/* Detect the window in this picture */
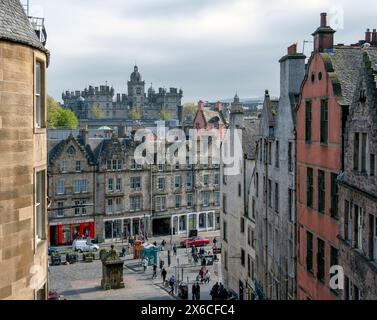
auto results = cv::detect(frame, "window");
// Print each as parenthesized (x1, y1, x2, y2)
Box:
(175, 162, 180, 170)
(353, 133, 359, 170)
(57, 202, 64, 217)
(57, 180, 65, 195)
(330, 173, 338, 218)
(186, 173, 193, 187)
(107, 160, 112, 171)
(344, 200, 350, 241)
(74, 201, 80, 216)
(318, 170, 326, 214)
(361, 133, 367, 173)
(81, 179, 88, 193)
(288, 188, 294, 222)
(112, 160, 117, 171)
(252, 199, 256, 220)
(306, 231, 313, 273)
(158, 164, 165, 171)
(223, 220, 227, 242)
(224, 250, 228, 270)
(268, 179, 272, 208)
(248, 226, 255, 249)
(202, 192, 210, 207)
(275, 183, 279, 213)
(117, 159, 123, 170)
(115, 198, 122, 212)
(130, 196, 142, 212)
(268, 142, 272, 165)
(174, 176, 181, 188)
(259, 139, 263, 162)
(370, 215, 377, 262)
(203, 175, 209, 187)
(81, 201, 87, 215)
(116, 178, 122, 191)
(187, 193, 193, 207)
(214, 174, 220, 185)
(155, 196, 166, 211)
(130, 176, 142, 191)
(157, 177, 165, 190)
(73, 180, 80, 194)
(107, 199, 113, 213)
(214, 192, 220, 207)
(240, 217, 245, 233)
(275, 141, 279, 168)
(320, 99, 328, 144)
(354, 205, 363, 250)
(238, 183, 242, 197)
(35, 61, 44, 128)
(370, 154, 375, 176)
(317, 238, 325, 283)
(108, 178, 114, 192)
(268, 223, 273, 256)
(241, 249, 245, 267)
(35, 171, 44, 240)
(330, 246, 338, 271)
(175, 195, 181, 209)
(305, 101, 312, 143)
(222, 194, 227, 214)
(255, 173, 259, 198)
(274, 229, 280, 262)
(75, 161, 82, 172)
(288, 142, 293, 172)
(61, 161, 68, 173)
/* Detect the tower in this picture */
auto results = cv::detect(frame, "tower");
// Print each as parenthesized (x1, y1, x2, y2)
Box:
(127, 65, 146, 107)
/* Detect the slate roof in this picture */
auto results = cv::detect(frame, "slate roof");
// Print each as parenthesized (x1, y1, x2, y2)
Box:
(242, 118, 260, 160)
(0, 0, 49, 54)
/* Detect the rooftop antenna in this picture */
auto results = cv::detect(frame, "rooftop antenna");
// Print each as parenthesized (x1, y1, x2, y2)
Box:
(302, 40, 313, 54)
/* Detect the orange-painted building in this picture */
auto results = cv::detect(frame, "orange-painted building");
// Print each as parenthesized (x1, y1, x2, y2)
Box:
(296, 13, 364, 300)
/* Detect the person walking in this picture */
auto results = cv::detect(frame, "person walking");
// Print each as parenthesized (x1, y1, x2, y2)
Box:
(210, 283, 219, 300)
(168, 275, 175, 295)
(152, 264, 157, 279)
(159, 259, 164, 271)
(161, 268, 167, 283)
(205, 270, 211, 284)
(192, 283, 197, 300)
(213, 237, 217, 249)
(142, 258, 148, 273)
(161, 240, 166, 251)
(173, 244, 177, 256)
(194, 282, 201, 300)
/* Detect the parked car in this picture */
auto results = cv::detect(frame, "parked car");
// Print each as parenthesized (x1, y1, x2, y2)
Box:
(48, 247, 59, 255)
(180, 236, 210, 248)
(72, 239, 99, 252)
(48, 291, 66, 300)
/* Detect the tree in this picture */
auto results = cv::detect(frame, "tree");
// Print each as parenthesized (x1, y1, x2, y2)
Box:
(47, 95, 78, 129)
(183, 102, 197, 118)
(129, 106, 142, 120)
(160, 108, 171, 121)
(91, 104, 102, 119)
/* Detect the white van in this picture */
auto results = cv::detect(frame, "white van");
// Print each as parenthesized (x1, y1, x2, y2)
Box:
(72, 239, 99, 252)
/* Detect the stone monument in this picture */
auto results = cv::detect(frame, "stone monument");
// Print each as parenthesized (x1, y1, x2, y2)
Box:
(101, 245, 125, 290)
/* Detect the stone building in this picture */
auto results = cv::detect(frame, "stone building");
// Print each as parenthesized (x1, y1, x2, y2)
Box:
(62, 65, 183, 121)
(220, 99, 260, 300)
(250, 44, 305, 300)
(47, 128, 221, 244)
(337, 48, 377, 300)
(0, 0, 49, 299)
(295, 13, 377, 300)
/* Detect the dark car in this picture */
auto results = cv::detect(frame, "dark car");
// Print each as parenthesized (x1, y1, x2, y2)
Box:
(180, 236, 210, 248)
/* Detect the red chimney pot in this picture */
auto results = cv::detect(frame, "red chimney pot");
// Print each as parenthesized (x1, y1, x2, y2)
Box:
(365, 28, 371, 43)
(320, 13, 327, 27)
(372, 29, 377, 45)
(287, 43, 297, 55)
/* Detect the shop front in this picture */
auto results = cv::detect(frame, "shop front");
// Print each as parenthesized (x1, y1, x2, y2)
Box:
(49, 220, 95, 246)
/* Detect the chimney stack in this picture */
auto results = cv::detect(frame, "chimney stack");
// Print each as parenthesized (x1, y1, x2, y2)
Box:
(198, 100, 205, 111)
(320, 12, 327, 27)
(372, 29, 377, 45)
(79, 125, 89, 146)
(287, 43, 297, 55)
(215, 101, 223, 111)
(366, 28, 372, 43)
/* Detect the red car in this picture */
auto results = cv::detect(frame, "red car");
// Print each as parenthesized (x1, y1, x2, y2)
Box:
(180, 236, 210, 248)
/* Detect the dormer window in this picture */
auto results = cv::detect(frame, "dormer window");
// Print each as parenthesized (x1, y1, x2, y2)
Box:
(359, 89, 366, 103)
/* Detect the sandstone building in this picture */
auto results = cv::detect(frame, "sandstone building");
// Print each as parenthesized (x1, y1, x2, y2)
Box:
(0, 0, 49, 299)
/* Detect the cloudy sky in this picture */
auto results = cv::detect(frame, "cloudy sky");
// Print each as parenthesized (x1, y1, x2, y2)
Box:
(29, 0, 377, 103)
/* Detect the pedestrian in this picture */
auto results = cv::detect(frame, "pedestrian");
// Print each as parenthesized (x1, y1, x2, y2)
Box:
(195, 282, 201, 300)
(191, 245, 195, 254)
(152, 264, 157, 279)
(199, 267, 205, 282)
(201, 257, 207, 267)
(153, 241, 157, 247)
(210, 283, 219, 300)
(213, 237, 217, 249)
(173, 244, 177, 256)
(161, 268, 167, 283)
(168, 275, 175, 295)
(205, 270, 211, 283)
(159, 259, 164, 270)
(142, 258, 148, 272)
(192, 283, 197, 300)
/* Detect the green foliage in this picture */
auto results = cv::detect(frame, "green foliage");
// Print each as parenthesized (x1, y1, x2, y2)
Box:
(183, 102, 197, 117)
(91, 104, 102, 119)
(160, 108, 171, 121)
(130, 106, 142, 119)
(47, 96, 78, 129)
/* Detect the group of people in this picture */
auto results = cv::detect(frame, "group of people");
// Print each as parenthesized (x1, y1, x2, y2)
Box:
(210, 282, 229, 300)
(197, 267, 211, 283)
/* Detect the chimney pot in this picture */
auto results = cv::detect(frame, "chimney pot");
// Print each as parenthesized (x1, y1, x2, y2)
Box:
(366, 28, 372, 43)
(320, 13, 327, 27)
(198, 100, 205, 111)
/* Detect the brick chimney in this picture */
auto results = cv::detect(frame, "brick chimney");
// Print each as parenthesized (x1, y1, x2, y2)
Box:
(365, 28, 372, 43)
(372, 29, 377, 45)
(312, 12, 336, 52)
(198, 100, 205, 111)
(287, 43, 297, 55)
(79, 125, 89, 146)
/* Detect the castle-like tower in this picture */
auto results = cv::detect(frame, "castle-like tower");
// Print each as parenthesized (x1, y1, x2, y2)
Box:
(127, 65, 147, 107)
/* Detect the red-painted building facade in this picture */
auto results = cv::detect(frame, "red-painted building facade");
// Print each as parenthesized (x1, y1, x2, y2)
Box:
(296, 13, 363, 299)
